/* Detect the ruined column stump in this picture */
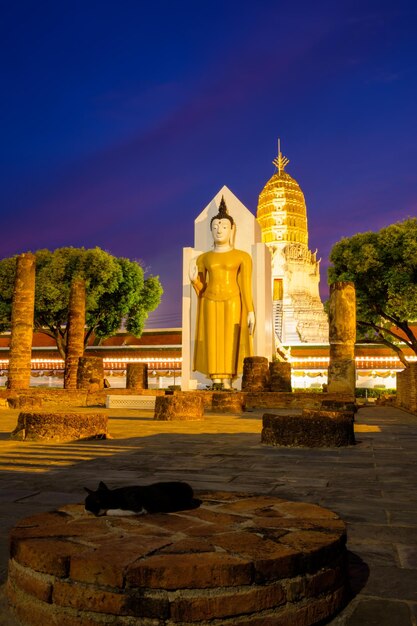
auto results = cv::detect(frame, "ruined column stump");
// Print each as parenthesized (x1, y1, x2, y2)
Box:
(10, 411, 108, 442)
(269, 361, 292, 392)
(241, 356, 270, 392)
(7, 492, 349, 626)
(262, 409, 355, 448)
(77, 356, 104, 391)
(211, 392, 245, 413)
(64, 279, 86, 390)
(327, 282, 356, 395)
(126, 362, 148, 390)
(154, 394, 204, 421)
(7, 253, 36, 390)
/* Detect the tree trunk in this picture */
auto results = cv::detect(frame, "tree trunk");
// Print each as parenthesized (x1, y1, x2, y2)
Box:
(7, 253, 36, 390)
(64, 278, 86, 389)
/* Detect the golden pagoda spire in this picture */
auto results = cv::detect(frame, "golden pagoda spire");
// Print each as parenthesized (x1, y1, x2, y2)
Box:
(272, 138, 289, 174)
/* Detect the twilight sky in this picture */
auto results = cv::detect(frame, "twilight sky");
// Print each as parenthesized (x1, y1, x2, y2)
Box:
(1, 0, 417, 328)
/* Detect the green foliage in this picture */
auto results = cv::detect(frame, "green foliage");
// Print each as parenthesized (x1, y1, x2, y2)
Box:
(291, 387, 324, 393)
(328, 218, 417, 365)
(0, 256, 17, 332)
(0, 247, 163, 358)
(355, 388, 396, 398)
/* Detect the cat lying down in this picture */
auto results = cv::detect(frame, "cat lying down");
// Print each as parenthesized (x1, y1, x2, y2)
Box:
(84, 481, 201, 516)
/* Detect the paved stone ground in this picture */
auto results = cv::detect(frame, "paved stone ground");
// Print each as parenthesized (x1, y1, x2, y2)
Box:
(0, 403, 416, 625)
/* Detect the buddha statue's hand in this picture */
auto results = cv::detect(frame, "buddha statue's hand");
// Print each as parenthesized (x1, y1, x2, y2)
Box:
(247, 311, 255, 335)
(189, 259, 198, 283)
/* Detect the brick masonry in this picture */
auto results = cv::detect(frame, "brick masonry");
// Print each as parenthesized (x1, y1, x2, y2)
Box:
(7, 492, 349, 625)
(262, 410, 355, 448)
(64, 278, 86, 390)
(126, 362, 149, 390)
(396, 363, 417, 414)
(0, 387, 354, 412)
(10, 411, 108, 442)
(242, 357, 270, 392)
(154, 393, 204, 421)
(7, 253, 36, 391)
(77, 356, 104, 391)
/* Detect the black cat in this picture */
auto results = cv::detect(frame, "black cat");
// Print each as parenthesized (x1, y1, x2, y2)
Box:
(84, 481, 201, 516)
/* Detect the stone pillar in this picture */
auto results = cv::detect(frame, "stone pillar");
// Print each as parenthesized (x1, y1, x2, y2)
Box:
(77, 356, 104, 391)
(154, 394, 204, 421)
(64, 278, 86, 389)
(126, 363, 148, 390)
(327, 281, 356, 394)
(7, 253, 36, 390)
(242, 357, 270, 391)
(269, 361, 292, 392)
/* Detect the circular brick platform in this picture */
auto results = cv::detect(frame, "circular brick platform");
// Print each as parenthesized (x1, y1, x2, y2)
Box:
(7, 492, 349, 625)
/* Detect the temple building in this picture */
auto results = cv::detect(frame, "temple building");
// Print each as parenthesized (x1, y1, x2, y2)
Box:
(257, 144, 328, 345)
(0, 144, 407, 391)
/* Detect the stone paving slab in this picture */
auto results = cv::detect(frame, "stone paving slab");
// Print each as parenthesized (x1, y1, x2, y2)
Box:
(0, 404, 416, 624)
(332, 598, 414, 626)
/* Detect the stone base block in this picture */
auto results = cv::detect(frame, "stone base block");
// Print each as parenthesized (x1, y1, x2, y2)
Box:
(7, 395, 43, 410)
(269, 361, 292, 392)
(7, 492, 349, 626)
(77, 356, 104, 391)
(321, 399, 358, 414)
(11, 411, 108, 442)
(154, 395, 204, 421)
(211, 392, 245, 413)
(327, 359, 356, 394)
(262, 409, 355, 448)
(126, 363, 148, 390)
(242, 356, 270, 392)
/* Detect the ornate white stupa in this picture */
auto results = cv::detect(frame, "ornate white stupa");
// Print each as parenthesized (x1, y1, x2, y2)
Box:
(256, 142, 328, 345)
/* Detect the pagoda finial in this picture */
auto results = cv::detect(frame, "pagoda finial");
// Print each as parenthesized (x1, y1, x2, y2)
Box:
(272, 138, 290, 174)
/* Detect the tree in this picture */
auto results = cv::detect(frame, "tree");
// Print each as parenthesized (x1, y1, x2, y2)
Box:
(328, 218, 417, 366)
(0, 247, 163, 359)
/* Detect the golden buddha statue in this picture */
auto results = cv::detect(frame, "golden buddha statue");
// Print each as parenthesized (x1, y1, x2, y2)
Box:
(190, 197, 255, 389)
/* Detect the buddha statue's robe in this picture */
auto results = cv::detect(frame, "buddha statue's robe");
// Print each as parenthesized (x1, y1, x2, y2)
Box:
(192, 248, 254, 380)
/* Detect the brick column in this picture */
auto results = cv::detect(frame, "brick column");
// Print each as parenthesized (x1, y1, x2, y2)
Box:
(396, 364, 417, 413)
(77, 356, 104, 391)
(126, 363, 148, 390)
(269, 361, 292, 392)
(327, 281, 356, 394)
(7, 253, 36, 390)
(242, 357, 270, 391)
(64, 278, 86, 389)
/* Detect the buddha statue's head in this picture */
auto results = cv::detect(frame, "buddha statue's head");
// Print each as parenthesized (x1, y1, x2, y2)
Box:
(210, 197, 235, 247)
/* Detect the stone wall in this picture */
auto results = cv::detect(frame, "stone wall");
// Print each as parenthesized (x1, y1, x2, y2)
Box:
(244, 392, 354, 410)
(0, 388, 355, 410)
(396, 364, 417, 413)
(0, 388, 165, 408)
